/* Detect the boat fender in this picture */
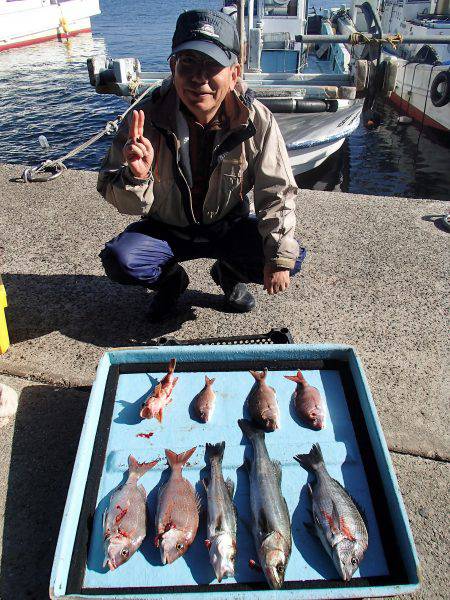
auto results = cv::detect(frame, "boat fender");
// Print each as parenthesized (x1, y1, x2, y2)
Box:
(355, 60, 369, 92)
(338, 86, 356, 100)
(59, 16, 70, 35)
(381, 57, 398, 96)
(430, 71, 450, 108)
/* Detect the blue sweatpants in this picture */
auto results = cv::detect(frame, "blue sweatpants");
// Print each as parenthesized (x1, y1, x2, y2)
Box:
(100, 215, 306, 288)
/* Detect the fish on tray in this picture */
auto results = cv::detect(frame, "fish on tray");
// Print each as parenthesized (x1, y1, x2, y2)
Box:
(193, 376, 216, 422)
(103, 455, 159, 571)
(155, 447, 200, 565)
(247, 368, 280, 431)
(238, 419, 291, 589)
(140, 358, 178, 422)
(204, 442, 237, 582)
(284, 370, 325, 430)
(294, 444, 368, 581)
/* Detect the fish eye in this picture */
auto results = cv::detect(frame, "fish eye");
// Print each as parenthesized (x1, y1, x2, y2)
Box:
(121, 548, 129, 557)
(176, 543, 184, 551)
(276, 564, 285, 574)
(229, 552, 236, 562)
(351, 557, 359, 566)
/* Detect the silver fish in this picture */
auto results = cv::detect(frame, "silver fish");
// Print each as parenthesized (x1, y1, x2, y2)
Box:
(247, 369, 280, 431)
(103, 455, 158, 570)
(238, 419, 291, 589)
(294, 444, 369, 581)
(204, 442, 237, 582)
(193, 376, 216, 422)
(155, 447, 200, 565)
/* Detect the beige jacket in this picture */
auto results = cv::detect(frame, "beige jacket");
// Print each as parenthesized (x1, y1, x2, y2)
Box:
(97, 78, 299, 269)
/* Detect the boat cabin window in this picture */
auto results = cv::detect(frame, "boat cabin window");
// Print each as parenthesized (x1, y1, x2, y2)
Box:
(233, 0, 298, 17)
(263, 0, 298, 17)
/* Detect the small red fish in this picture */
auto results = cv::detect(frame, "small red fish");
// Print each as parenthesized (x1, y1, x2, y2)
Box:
(193, 376, 216, 422)
(284, 370, 325, 430)
(140, 359, 178, 422)
(136, 432, 154, 439)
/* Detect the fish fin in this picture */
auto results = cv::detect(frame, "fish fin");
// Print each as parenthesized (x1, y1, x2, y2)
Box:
(205, 375, 215, 386)
(331, 501, 341, 531)
(284, 370, 305, 384)
(258, 509, 272, 537)
(202, 477, 209, 491)
(249, 367, 268, 381)
(238, 418, 265, 440)
(205, 441, 225, 463)
(102, 508, 108, 532)
(293, 443, 324, 472)
(225, 477, 235, 499)
(307, 483, 314, 498)
(195, 491, 203, 513)
(155, 408, 164, 423)
(272, 459, 282, 484)
(304, 521, 317, 536)
(214, 514, 223, 535)
(172, 376, 179, 388)
(165, 446, 196, 469)
(128, 454, 159, 479)
(153, 383, 163, 396)
(168, 358, 176, 373)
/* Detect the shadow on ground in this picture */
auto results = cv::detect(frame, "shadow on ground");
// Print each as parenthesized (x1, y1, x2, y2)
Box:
(0, 384, 90, 599)
(2, 273, 224, 347)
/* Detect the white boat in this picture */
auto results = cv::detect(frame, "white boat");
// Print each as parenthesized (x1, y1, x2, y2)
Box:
(87, 0, 365, 175)
(337, 0, 450, 132)
(0, 0, 101, 52)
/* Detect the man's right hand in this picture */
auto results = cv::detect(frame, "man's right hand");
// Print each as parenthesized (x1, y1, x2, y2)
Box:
(123, 109, 154, 179)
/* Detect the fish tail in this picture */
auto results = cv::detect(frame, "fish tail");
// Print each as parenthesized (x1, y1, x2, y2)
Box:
(249, 368, 267, 381)
(206, 441, 225, 463)
(293, 443, 324, 472)
(128, 454, 159, 479)
(165, 447, 196, 470)
(168, 358, 176, 373)
(238, 418, 265, 440)
(205, 375, 215, 386)
(284, 370, 305, 384)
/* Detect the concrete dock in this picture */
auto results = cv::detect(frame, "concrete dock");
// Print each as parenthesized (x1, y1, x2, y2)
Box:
(0, 163, 448, 599)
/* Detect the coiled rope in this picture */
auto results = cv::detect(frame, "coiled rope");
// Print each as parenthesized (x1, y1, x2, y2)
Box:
(22, 79, 159, 183)
(349, 32, 403, 49)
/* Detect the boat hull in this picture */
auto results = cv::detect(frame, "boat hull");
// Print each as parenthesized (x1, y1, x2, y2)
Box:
(0, 0, 100, 52)
(388, 58, 450, 133)
(275, 100, 363, 174)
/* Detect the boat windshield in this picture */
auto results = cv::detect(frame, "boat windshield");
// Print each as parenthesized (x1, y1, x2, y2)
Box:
(263, 0, 298, 16)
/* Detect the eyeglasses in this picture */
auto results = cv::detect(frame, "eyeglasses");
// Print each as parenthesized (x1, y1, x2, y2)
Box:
(175, 54, 224, 76)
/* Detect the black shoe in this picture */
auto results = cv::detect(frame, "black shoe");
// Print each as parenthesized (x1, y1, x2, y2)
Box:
(147, 263, 189, 322)
(211, 261, 255, 313)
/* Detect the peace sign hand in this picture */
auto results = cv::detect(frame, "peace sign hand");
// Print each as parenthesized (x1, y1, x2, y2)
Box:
(123, 109, 154, 179)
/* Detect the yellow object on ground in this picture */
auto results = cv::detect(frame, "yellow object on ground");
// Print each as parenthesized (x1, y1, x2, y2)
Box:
(0, 282, 10, 354)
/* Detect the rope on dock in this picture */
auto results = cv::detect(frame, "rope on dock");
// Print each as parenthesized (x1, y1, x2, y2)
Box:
(22, 79, 158, 183)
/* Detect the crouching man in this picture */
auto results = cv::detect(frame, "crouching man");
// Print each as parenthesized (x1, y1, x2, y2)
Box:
(97, 8, 305, 321)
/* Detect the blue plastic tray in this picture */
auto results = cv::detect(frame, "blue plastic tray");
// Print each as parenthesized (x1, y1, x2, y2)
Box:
(50, 344, 420, 599)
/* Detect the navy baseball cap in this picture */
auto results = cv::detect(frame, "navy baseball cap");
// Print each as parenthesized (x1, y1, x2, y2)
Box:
(171, 9, 240, 67)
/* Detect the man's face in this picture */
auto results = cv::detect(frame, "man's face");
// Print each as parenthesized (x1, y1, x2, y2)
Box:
(172, 50, 240, 123)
